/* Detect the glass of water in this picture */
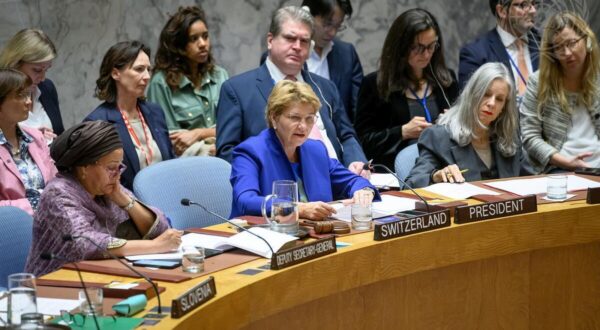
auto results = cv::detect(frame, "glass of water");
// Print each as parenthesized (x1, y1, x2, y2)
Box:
(546, 175, 568, 200)
(7, 273, 37, 325)
(79, 287, 103, 316)
(351, 203, 373, 230)
(182, 245, 205, 273)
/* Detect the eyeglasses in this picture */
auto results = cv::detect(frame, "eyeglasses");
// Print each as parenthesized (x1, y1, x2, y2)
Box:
(97, 162, 127, 178)
(283, 113, 318, 126)
(410, 40, 439, 55)
(322, 19, 347, 32)
(552, 36, 585, 56)
(60, 310, 116, 327)
(510, 0, 538, 11)
(15, 90, 32, 101)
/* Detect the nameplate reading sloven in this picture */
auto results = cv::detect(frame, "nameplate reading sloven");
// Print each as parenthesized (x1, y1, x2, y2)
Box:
(454, 194, 537, 224)
(374, 209, 451, 241)
(171, 276, 216, 318)
(271, 236, 337, 270)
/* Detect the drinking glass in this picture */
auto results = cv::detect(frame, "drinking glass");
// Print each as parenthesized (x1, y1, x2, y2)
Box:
(181, 245, 205, 273)
(78, 287, 103, 316)
(7, 273, 37, 325)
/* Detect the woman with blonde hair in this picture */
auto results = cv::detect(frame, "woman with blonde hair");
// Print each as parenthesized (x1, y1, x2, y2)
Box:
(230, 80, 378, 220)
(0, 28, 64, 137)
(521, 12, 600, 173)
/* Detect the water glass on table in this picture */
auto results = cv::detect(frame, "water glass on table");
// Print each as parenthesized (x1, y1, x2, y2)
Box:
(351, 203, 373, 230)
(7, 273, 37, 325)
(79, 287, 103, 316)
(546, 175, 568, 200)
(182, 245, 205, 273)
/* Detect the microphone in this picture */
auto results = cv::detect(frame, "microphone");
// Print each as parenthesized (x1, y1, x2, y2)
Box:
(62, 235, 164, 314)
(180, 198, 275, 256)
(367, 163, 431, 213)
(41, 252, 101, 330)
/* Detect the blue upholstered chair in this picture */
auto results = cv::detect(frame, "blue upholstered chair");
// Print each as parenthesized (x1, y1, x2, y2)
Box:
(133, 157, 232, 229)
(0, 206, 34, 288)
(394, 144, 420, 183)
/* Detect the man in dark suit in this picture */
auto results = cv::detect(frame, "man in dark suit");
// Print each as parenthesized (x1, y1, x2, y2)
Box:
(459, 0, 540, 94)
(216, 6, 368, 174)
(303, 0, 363, 122)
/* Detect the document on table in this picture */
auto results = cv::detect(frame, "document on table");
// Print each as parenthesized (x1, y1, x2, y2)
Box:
(370, 173, 400, 188)
(483, 175, 600, 196)
(329, 195, 417, 222)
(0, 295, 80, 316)
(422, 182, 500, 200)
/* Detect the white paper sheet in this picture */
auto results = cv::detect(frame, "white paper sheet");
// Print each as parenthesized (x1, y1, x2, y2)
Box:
(422, 182, 500, 199)
(328, 195, 416, 222)
(0, 296, 80, 316)
(483, 175, 600, 196)
(370, 173, 400, 188)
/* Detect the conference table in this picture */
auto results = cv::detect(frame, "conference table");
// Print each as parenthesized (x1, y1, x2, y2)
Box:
(41, 181, 600, 329)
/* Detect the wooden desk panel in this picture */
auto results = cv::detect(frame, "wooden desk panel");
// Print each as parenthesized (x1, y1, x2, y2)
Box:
(42, 200, 600, 329)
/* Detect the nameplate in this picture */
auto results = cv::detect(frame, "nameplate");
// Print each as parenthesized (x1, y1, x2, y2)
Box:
(270, 236, 337, 270)
(171, 276, 216, 318)
(454, 194, 537, 224)
(373, 210, 451, 241)
(586, 187, 600, 204)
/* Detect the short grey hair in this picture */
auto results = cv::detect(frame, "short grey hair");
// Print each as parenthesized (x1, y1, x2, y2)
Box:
(269, 6, 314, 37)
(437, 62, 518, 157)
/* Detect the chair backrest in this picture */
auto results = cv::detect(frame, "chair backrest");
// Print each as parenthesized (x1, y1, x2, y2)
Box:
(133, 157, 232, 229)
(395, 144, 420, 182)
(0, 206, 34, 288)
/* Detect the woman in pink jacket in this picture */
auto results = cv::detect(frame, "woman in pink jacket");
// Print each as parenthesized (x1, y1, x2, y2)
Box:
(0, 68, 57, 214)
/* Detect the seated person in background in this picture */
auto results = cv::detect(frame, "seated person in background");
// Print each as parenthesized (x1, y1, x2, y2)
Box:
(521, 12, 600, 173)
(405, 62, 523, 188)
(230, 80, 379, 220)
(0, 69, 57, 214)
(85, 41, 175, 190)
(355, 8, 458, 169)
(26, 121, 182, 276)
(0, 28, 64, 138)
(217, 6, 368, 177)
(147, 6, 228, 157)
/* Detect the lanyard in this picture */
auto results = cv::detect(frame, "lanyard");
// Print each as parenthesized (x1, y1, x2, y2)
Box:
(506, 49, 528, 86)
(408, 83, 432, 123)
(118, 105, 154, 166)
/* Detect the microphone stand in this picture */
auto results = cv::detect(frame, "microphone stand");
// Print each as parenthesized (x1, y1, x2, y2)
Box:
(180, 198, 276, 256)
(41, 253, 101, 330)
(369, 163, 431, 213)
(62, 235, 164, 315)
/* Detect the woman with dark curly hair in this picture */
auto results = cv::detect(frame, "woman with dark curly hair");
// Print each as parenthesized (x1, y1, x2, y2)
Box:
(147, 6, 228, 157)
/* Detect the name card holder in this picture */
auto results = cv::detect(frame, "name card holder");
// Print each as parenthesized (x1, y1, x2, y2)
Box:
(271, 236, 337, 270)
(454, 195, 537, 224)
(171, 276, 216, 318)
(586, 187, 600, 204)
(374, 209, 451, 241)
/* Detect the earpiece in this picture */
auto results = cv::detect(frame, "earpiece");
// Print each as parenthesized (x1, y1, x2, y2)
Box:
(309, 40, 315, 54)
(586, 37, 592, 51)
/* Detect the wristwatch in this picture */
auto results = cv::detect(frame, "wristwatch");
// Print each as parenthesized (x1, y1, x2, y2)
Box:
(121, 197, 136, 211)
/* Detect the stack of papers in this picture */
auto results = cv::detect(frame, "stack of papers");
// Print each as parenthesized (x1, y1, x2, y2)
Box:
(370, 173, 400, 188)
(126, 228, 298, 260)
(422, 182, 500, 199)
(483, 175, 600, 196)
(329, 195, 417, 222)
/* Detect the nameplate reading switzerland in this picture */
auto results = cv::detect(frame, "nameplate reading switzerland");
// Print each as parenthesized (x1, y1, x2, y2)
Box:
(271, 236, 337, 270)
(454, 194, 537, 224)
(171, 276, 216, 318)
(374, 209, 451, 241)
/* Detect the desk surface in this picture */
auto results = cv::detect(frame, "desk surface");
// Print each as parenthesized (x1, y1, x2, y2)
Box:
(42, 191, 600, 329)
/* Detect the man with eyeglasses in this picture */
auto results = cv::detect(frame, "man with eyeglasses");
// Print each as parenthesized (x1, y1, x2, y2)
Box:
(217, 6, 369, 177)
(458, 0, 540, 97)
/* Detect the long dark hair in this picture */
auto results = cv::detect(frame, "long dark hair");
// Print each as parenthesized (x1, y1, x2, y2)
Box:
(377, 8, 452, 101)
(95, 41, 150, 103)
(154, 6, 215, 90)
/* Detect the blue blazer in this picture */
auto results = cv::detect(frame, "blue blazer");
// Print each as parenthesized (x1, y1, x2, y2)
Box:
(259, 38, 364, 122)
(84, 100, 175, 190)
(216, 63, 366, 166)
(230, 129, 378, 218)
(38, 79, 64, 134)
(458, 28, 540, 89)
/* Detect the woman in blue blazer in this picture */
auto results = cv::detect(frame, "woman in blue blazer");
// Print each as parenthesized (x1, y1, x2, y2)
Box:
(85, 41, 175, 190)
(230, 80, 378, 220)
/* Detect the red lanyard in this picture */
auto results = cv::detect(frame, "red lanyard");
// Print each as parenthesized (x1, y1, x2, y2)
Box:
(118, 105, 154, 166)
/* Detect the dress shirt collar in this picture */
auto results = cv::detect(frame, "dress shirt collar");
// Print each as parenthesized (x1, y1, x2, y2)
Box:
(177, 70, 219, 89)
(265, 56, 304, 83)
(497, 25, 528, 48)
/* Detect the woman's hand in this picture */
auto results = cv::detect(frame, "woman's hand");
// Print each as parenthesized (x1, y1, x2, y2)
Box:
(352, 189, 375, 207)
(39, 127, 57, 141)
(170, 128, 215, 155)
(152, 229, 183, 252)
(432, 164, 465, 184)
(401, 116, 431, 140)
(552, 152, 592, 170)
(298, 202, 336, 220)
(105, 183, 131, 207)
(348, 161, 371, 179)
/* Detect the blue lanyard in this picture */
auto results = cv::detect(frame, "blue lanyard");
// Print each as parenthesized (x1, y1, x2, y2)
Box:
(408, 83, 432, 123)
(506, 49, 527, 86)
